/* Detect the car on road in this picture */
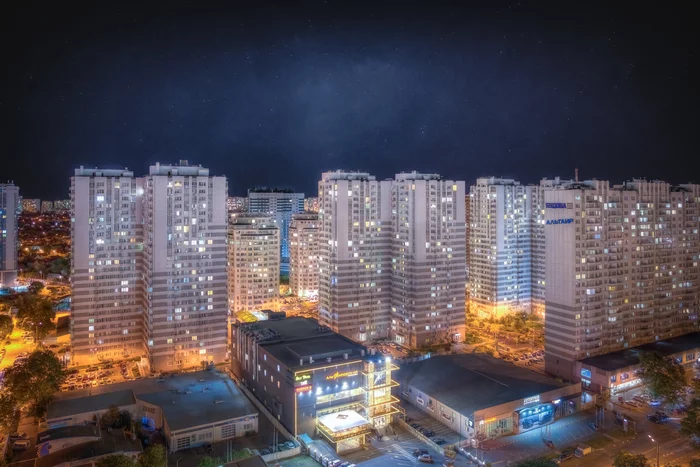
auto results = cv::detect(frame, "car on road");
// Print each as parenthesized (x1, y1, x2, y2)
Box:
(414, 449, 429, 457)
(648, 399, 661, 407)
(433, 437, 446, 445)
(418, 454, 434, 463)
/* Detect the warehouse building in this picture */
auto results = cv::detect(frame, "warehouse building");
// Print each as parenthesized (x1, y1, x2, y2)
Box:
(396, 354, 587, 442)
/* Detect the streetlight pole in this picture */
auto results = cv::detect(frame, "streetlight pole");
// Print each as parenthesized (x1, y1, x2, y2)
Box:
(648, 435, 659, 467)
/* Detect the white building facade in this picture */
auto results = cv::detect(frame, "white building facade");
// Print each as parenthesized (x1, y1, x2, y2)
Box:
(70, 168, 146, 364)
(227, 214, 280, 312)
(318, 171, 393, 342)
(544, 179, 700, 381)
(390, 172, 466, 347)
(247, 189, 304, 274)
(289, 213, 319, 298)
(0, 183, 20, 288)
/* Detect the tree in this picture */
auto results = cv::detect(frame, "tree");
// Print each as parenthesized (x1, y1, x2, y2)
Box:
(100, 406, 122, 428)
(2, 350, 65, 408)
(0, 314, 13, 338)
(96, 454, 137, 467)
(28, 281, 45, 294)
(15, 293, 55, 340)
(0, 393, 20, 432)
(681, 398, 700, 442)
(514, 458, 558, 467)
(612, 451, 648, 467)
(638, 352, 687, 406)
(689, 459, 700, 467)
(196, 457, 222, 467)
(138, 445, 166, 467)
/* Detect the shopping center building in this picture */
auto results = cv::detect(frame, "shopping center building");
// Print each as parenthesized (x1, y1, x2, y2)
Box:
(577, 331, 700, 396)
(395, 354, 587, 442)
(231, 317, 400, 453)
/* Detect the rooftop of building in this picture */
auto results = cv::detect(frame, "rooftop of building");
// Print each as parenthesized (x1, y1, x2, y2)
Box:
(37, 425, 99, 444)
(579, 331, 700, 372)
(149, 160, 210, 176)
(73, 166, 134, 177)
(237, 317, 369, 370)
(248, 187, 300, 194)
(395, 354, 571, 416)
(51, 371, 257, 432)
(47, 389, 137, 421)
(34, 429, 142, 467)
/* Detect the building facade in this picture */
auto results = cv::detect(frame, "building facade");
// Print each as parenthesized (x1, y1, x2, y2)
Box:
(41, 200, 54, 212)
(544, 179, 700, 381)
(142, 162, 229, 371)
(318, 171, 393, 342)
(228, 214, 280, 312)
(70, 162, 229, 370)
(390, 172, 466, 347)
(70, 168, 146, 364)
(54, 199, 71, 211)
(304, 197, 320, 213)
(0, 183, 20, 288)
(22, 198, 41, 213)
(247, 189, 305, 274)
(289, 213, 319, 298)
(227, 196, 248, 213)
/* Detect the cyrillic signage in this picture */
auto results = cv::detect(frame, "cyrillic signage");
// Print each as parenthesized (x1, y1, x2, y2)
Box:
(295, 373, 311, 382)
(523, 395, 540, 405)
(546, 218, 573, 225)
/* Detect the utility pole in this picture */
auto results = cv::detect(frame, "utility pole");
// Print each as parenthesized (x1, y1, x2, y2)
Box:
(648, 435, 659, 467)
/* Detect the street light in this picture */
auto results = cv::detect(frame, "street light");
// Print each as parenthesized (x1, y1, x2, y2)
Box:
(648, 435, 659, 467)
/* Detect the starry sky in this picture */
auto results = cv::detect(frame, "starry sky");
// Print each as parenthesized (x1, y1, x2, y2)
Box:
(2, 1, 697, 199)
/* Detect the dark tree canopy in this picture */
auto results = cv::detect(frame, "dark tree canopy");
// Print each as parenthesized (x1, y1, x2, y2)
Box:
(15, 293, 56, 340)
(638, 352, 687, 406)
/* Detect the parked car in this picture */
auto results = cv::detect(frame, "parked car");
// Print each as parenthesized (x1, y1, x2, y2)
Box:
(418, 454, 434, 463)
(9, 432, 27, 440)
(12, 440, 30, 450)
(414, 449, 429, 458)
(648, 400, 661, 407)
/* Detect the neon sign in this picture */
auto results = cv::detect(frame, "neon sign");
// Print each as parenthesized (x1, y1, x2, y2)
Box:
(325, 370, 358, 381)
(546, 218, 573, 225)
(295, 385, 313, 393)
(295, 373, 311, 382)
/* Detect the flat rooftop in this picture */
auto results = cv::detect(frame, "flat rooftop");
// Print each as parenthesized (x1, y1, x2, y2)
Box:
(35, 429, 142, 467)
(264, 334, 367, 370)
(580, 331, 700, 372)
(239, 316, 327, 341)
(396, 354, 570, 416)
(51, 371, 257, 432)
(48, 389, 136, 421)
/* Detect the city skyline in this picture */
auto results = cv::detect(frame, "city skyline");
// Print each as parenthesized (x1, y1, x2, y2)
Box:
(4, 2, 697, 200)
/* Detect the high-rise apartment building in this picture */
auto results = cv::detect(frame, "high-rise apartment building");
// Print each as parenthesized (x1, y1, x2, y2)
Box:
(142, 162, 229, 370)
(248, 188, 304, 275)
(70, 168, 145, 364)
(70, 162, 229, 370)
(227, 214, 280, 312)
(22, 198, 40, 213)
(289, 213, 319, 298)
(544, 179, 700, 381)
(318, 171, 393, 342)
(0, 183, 20, 288)
(226, 196, 248, 213)
(54, 199, 71, 211)
(304, 197, 320, 213)
(41, 200, 54, 213)
(468, 178, 539, 317)
(390, 173, 466, 347)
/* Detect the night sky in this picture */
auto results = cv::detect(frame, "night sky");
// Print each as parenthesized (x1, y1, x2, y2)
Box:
(3, 1, 697, 199)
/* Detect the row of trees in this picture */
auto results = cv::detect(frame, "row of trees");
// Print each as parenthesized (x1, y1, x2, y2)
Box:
(95, 445, 166, 467)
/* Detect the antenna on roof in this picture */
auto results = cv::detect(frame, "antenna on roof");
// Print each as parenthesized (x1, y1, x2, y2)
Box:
(575, 168, 579, 182)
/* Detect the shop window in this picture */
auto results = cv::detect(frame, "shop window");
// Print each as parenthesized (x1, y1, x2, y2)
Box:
(610, 375, 616, 383)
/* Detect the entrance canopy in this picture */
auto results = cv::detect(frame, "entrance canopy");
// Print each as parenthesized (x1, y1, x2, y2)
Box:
(317, 410, 370, 433)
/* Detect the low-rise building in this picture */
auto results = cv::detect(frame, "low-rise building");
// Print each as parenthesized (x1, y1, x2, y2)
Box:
(231, 317, 400, 453)
(47, 371, 258, 453)
(577, 331, 700, 396)
(395, 354, 587, 442)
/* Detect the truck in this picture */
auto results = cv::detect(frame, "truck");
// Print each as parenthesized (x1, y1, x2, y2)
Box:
(574, 445, 592, 457)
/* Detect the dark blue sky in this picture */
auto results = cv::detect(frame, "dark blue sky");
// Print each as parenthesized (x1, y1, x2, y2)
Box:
(3, 1, 697, 198)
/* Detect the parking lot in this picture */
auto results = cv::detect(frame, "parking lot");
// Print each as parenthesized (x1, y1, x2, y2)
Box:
(60, 360, 142, 392)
